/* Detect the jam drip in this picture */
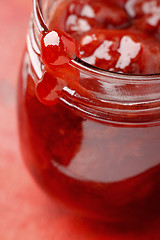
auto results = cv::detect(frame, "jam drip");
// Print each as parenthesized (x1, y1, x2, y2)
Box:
(36, 29, 81, 105)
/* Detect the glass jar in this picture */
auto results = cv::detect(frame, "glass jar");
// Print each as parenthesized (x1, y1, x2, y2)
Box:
(18, 0, 160, 223)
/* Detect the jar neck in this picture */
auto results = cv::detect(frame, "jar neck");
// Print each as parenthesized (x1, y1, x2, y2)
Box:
(27, 0, 160, 126)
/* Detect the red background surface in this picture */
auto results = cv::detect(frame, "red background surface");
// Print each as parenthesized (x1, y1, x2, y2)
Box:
(1, 0, 160, 239)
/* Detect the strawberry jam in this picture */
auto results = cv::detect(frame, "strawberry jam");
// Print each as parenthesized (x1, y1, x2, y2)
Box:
(18, 0, 160, 224)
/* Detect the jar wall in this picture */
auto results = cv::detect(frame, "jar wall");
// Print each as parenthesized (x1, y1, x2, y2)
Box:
(18, 49, 160, 223)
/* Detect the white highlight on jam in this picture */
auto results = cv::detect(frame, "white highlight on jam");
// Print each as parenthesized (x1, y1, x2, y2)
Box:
(82, 40, 113, 65)
(81, 4, 95, 18)
(142, 1, 160, 26)
(66, 15, 91, 32)
(116, 36, 141, 69)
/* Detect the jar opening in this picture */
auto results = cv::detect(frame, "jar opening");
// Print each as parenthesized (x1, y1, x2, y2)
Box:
(33, 0, 160, 79)
(31, 0, 160, 125)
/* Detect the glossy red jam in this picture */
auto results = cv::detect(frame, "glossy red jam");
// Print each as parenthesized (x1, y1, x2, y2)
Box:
(18, 0, 160, 223)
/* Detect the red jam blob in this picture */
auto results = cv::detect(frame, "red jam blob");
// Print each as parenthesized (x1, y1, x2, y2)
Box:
(36, 29, 81, 105)
(79, 29, 160, 74)
(41, 29, 80, 68)
(36, 71, 65, 105)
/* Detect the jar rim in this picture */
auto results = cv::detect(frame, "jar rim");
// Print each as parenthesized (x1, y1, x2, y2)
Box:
(33, 0, 160, 81)
(30, 0, 160, 125)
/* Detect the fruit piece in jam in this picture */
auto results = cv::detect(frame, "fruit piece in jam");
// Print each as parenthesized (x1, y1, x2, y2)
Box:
(79, 28, 160, 74)
(125, 0, 160, 35)
(49, 0, 130, 37)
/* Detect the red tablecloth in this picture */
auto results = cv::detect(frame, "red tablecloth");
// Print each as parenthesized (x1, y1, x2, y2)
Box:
(1, 1, 160, 239)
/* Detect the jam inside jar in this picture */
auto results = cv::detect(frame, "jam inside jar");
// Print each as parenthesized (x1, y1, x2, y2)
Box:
(18, 0, 160, 224)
